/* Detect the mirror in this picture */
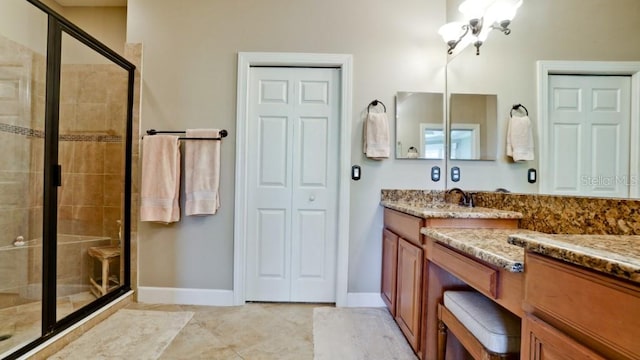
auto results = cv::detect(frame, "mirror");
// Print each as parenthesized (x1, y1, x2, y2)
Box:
(449, 93, 497, 160)
(395, 92, 444, 159)
(444, 0, 640, 197)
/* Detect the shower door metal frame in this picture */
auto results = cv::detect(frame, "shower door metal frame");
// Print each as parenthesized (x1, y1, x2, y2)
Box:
(6, 1, 135, 358)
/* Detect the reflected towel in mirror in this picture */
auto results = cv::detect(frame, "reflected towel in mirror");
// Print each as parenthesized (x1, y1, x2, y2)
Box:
(506, 115, 534, 161)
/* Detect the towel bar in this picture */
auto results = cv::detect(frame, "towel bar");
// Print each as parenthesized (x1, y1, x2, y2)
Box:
(510, 104, 528, 117)
(367, 99, 386, 113)
(145, 129, 228, 140)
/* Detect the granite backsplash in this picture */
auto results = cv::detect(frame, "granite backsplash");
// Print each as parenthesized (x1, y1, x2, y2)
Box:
(381, 190, 640, 235)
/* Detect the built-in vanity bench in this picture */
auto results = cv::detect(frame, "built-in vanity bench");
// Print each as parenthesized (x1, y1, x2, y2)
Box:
(380, 200, 523, 359)
(420, 227, 538, 360)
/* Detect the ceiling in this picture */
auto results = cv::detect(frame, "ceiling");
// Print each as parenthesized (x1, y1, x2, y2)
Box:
(54, 0, 126, 6)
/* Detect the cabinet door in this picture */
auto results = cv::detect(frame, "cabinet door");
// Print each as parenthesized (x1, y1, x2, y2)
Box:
(522, 314, 605, 360)
(396, 237, 423, 353)
(381, 228, 398, 315)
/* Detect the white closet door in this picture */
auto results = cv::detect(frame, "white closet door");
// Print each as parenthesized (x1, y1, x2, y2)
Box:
(548, 75, 631, 197)
(246, 67, 339, 302)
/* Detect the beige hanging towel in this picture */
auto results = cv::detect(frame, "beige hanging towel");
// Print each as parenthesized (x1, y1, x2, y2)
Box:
(363, 112, 390, 159)
(140, 135, 181, 223)
(185, 129, 221, 216)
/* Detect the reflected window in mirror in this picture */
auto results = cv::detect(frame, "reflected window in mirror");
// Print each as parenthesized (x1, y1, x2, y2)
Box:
(449, 93, 497, 160)
(421, 125, 445, 159)
(396, 91, 445, 159)
(450, 125, 480, 159)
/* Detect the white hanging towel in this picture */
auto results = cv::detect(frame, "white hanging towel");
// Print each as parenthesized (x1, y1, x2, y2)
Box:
(185, 129, 221, 216)
(363, 112, 390, 159)
(140, 135, 181, 223)
(506, 115, 534, 161)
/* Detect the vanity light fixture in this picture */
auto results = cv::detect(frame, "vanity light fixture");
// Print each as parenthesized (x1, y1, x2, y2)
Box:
(438, 0, 522, 55)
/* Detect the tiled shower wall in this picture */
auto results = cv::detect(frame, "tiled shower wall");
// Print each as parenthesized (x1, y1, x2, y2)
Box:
(0, 34, 46, 307)
(56, 63, 127, 243)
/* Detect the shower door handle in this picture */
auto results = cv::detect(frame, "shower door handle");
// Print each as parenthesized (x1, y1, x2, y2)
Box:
(55, 164, 62, 187)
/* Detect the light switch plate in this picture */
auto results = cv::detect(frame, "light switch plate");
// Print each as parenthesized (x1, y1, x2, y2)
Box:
(451, 166, 460, 182)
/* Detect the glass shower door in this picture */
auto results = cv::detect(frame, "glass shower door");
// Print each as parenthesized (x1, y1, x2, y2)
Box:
(56, 31, 128, 321)
(0, 0, 47, 355)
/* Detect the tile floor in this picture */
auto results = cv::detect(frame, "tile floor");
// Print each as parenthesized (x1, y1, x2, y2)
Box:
(111, 302, 329, 359)
(0, 292, 95, 356)
(1, 297, 332, 359)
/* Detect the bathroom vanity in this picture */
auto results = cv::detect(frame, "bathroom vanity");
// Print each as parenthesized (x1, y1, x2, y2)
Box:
(381, 194, 640, 360)
(381, 201, 521, 357)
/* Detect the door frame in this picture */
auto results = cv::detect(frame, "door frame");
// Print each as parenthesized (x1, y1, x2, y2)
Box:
(234, 52, 353, 306)
(537, 61, 640, 197)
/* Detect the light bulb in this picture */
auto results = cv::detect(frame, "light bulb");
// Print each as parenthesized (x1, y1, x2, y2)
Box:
(438, 22, 465, 43)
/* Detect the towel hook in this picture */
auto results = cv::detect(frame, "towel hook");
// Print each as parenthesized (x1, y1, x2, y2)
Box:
(510, 103, 528, 117)
(367, 99, 386, 114)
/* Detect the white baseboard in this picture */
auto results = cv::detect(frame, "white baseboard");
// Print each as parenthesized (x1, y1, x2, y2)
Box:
(345, 292, 386, 307)
(137, 287, 235, 306)
(137, 288, 383, 308)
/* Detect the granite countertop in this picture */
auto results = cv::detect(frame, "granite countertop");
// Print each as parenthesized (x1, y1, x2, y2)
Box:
(381, 200, 523, 220)
(421, 228, 542, 272)
(508, 233, 640, 284)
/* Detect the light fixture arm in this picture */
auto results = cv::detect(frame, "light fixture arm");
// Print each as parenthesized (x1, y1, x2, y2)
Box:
(446, 23, 471, 55)
(490, 20, 512, 35)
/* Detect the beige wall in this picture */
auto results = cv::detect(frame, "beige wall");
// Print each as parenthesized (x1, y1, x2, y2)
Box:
(445, 0, 640, 193)
(127, 0, 447, 292)
(0, 0, 49, 54)
(64, 7, 127, 56)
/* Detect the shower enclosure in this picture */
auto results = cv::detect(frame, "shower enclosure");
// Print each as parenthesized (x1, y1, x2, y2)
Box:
(0, 0, 133, 358)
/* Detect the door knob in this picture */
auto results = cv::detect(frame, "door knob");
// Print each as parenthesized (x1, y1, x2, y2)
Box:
(309, 195, 316, 202)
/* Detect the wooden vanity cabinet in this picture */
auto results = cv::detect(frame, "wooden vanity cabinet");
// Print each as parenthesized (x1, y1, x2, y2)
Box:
(522, 253, 640, 360)
(381, 228, 398, 315)
(382, 208, 425, 355)
(396, 237, 423, 351)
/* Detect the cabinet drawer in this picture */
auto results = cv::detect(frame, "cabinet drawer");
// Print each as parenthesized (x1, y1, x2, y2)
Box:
(525, 253, 640, 360)
(384, 208, 423, 246)
(431, 242, 497, 298)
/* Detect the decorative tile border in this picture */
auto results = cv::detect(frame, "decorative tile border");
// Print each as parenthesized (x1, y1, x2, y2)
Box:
(59, 134, 123, 143)
(0, 122, 44, 138)
(0, 123, 122, 143)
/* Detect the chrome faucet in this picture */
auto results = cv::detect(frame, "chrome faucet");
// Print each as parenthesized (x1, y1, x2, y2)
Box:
(446, 188, 474, 207)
